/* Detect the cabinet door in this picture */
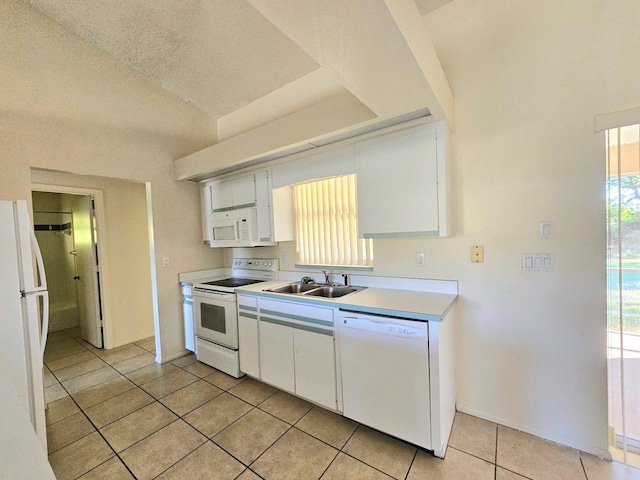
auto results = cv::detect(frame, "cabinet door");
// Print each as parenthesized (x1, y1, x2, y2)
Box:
(238, 313, 259, 377)
(293, 328, 337, 409)
(356, 124, 439, 237)
(211, 181, 233, 211)
(259, 320, 295, 392)
(230, 175, 256, 208)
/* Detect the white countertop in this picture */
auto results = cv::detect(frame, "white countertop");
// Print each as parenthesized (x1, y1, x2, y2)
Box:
(236, 280, 457, 322)
(178, 268, 225, 285)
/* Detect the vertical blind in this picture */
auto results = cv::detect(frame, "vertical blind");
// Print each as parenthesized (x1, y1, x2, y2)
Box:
(293, 174, 373, 267)
(606, 123, 640, 463)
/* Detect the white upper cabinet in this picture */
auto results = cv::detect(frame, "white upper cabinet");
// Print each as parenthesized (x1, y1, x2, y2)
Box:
(356, 122, 451, 238)
(210, 174, 256, 212)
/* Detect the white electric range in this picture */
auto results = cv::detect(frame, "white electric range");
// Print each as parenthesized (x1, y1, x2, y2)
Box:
(192, 258, 278, 377)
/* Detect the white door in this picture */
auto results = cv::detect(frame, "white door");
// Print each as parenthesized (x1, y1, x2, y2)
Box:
(72, 196, 103, 348)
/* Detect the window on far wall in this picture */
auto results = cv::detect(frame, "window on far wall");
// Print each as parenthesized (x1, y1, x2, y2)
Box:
(293, 174, 373, 268)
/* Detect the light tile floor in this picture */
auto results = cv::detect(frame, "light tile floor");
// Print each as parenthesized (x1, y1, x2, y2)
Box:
(44, 328, 640, 480)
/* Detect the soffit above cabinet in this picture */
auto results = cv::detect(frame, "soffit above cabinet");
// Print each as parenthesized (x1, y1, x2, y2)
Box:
(175, 107, 432, 182)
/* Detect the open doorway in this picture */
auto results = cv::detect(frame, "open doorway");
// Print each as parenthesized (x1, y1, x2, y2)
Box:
(31, 172, 156, 353)
(32, 191, 104, 349)
(605, 123, 640, 467)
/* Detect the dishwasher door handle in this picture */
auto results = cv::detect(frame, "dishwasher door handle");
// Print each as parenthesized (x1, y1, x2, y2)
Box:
(340, 316, 427, 339)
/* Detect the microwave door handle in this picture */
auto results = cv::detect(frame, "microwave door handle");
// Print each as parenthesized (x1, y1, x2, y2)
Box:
(236, 219, 243, 242)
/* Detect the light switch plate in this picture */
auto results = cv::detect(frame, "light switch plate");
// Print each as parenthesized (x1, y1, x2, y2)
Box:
(416, 252, 425, 267)
(522, 253, 554, 271)
(539, 221, 554, 239)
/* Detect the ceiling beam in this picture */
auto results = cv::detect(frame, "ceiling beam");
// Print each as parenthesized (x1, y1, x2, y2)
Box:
(248, 0, 454, 128)
(217, 67, 343, 141)
(383, 0, 454, 129)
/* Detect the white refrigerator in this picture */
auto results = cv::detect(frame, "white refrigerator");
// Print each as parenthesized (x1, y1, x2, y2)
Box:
(0, 200, 49, 452)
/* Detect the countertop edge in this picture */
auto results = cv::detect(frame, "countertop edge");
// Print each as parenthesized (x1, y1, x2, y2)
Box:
(236, 281, 457, 322)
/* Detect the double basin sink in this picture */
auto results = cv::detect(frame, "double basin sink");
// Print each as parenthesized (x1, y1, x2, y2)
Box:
(265, 282, 365, 299)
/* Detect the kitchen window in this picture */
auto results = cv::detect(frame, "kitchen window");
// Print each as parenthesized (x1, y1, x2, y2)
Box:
(293, 174, 373, 268)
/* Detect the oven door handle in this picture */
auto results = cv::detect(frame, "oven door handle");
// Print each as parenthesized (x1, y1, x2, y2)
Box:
(194, 290, 236, 301)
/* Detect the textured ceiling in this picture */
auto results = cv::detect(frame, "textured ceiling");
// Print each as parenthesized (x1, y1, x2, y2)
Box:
(11, 0, 453, 177)
(23, 0, 320, 118)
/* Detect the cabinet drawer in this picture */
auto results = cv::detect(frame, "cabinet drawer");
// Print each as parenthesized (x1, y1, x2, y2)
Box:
(181, 284, 193, 297)
(259, 316, 334, 337)
(258, 298, 333, 327)
(238, 295, 258, 311)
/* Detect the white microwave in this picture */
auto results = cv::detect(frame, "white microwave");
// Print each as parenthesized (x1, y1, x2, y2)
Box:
(209, 207, 261, 248)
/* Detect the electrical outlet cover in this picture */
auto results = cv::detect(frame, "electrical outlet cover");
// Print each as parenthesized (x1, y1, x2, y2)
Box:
(471, 245, 484, 263)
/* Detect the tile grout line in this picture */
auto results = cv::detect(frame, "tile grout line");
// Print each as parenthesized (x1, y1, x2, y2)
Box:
(580, 455, 589, 480)
(49, 358, 109, 385)
(494, 422, 498, 480)
(404, 449, 419, 480)
(45, 332, 139, 480)
(315, 448, 341, 479)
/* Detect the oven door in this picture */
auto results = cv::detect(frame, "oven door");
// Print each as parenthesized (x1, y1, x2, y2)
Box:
(193, 289, 238, 349)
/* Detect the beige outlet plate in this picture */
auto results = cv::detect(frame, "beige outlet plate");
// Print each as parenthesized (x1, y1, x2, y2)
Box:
(471, 245, 484, 263)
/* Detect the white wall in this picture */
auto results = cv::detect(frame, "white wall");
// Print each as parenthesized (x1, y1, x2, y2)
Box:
(421, 0, 638, 455)
(0, 0, 222, 360)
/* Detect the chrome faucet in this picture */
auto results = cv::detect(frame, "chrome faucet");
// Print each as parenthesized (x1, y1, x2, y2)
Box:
(321, 270, 331, 284)
(341, 274, 350, 286)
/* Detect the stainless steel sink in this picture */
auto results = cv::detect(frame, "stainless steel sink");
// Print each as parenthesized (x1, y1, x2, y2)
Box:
(304, 285, 360, 298)
(266, 282, 321, 294)
(265, 282, 365, 298)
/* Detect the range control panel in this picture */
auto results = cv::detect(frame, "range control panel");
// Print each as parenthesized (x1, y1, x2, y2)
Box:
(232, 258, 279, 272)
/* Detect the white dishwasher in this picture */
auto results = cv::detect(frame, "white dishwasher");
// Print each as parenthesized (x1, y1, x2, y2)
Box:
(338, 311, 431, 450)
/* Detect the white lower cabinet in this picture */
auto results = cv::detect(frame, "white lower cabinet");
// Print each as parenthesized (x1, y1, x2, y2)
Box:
(237, 295, 260, 377)
(250, 297, 337, 410)
(293, 328, 336, 409)
(259, 320, 295, 392)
